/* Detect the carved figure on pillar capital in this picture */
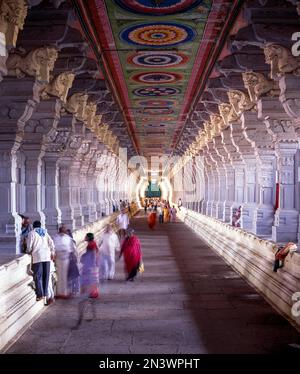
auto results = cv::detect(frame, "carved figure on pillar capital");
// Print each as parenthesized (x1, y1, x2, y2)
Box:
(41, 72, 75, 103)
(64, 92, 88, 121)
(0, 0, 28, 48)
(242, 71, 279, 102)
(6, 46, 58, 83)
(218, 103, 239, 126)
(83, 101, 97, 130)
(264, 44, 300, 80)
(228, 90, 257, 117)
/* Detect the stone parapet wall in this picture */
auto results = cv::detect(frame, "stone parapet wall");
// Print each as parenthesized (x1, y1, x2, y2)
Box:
(177, 207, 300, 329)
(0, 213, 122, 351)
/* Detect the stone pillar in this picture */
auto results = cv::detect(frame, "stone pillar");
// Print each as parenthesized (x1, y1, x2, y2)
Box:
(229, 121, 246, 223)
(220, 127, 236, 223)
(59, 158, 76, 230)
(22, 146, 45, 224)
(260, 97, 299, 242)
(253, 149, 276, 236)
(42, 154, 61, 233)
(272, 142, 299, 242)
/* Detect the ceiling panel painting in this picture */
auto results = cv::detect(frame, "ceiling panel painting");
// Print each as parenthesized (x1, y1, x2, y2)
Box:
(82, 0, 241, 157)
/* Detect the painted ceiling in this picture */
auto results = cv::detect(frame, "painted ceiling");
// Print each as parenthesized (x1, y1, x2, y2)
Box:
(81, 0, 240, 158)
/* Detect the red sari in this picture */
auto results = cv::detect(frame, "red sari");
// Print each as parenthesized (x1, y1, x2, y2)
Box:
(120, 235, 142, 280)
(148, 212, 156, 229)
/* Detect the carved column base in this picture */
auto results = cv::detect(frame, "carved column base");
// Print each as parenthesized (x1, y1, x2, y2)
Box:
(272, 209, 299, 243)
(42, 209, 61, 234)
(253, 206, 274, 236)
(212, 201, 223, 219)
(0, 56, 7, 82)
(59, 208, 76, 231)
(240, 204, 257, 232)
(224, 201, 233, 223)
(73, 206, 84, 229)
(0, 213, 22, 253)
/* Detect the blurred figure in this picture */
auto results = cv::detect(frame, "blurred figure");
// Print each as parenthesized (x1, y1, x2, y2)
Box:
(73, 233, 99, 330)
(26, 221, 55, 305)
(170, 205, 177, 223)
(273, 242, 298, 272)
(53, 224, 76, 299)
(119, 228, 142, 281)
(19, 214, 32, 253)
(99, 224, 120, 281)
(177, 198, 182, 211)
(157, 204, 164, 223)
(116, 208, 129, 242)
(148, 209, 157, 230)
(163, 205, 170, 223)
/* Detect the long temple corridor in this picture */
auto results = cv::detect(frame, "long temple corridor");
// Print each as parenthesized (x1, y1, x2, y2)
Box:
(5, 213, 299, 354)
(1, 0, 300, 359)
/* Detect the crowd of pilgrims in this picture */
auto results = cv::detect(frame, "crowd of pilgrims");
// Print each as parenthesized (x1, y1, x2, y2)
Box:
(19, 200, 142, 327)
(143, 198, 179, 229)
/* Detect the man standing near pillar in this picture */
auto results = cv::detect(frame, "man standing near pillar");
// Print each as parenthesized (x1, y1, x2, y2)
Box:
(26, 221, 55, 305)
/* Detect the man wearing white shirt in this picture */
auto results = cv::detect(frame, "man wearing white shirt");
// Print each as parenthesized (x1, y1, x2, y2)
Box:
(26, 221, 55, 304)
(116, 208, 130, 240)
(99, 224, 120, 280)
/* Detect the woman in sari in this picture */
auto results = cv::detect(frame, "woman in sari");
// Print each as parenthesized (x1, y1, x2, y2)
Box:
(73, 233, 99, 329)
(119, 228, 142, 281)
(148, 209, 157, 230)
(163, 205, 170, 223)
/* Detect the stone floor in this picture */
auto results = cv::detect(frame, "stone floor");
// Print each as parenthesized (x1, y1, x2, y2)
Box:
(6, 213, 300, 354)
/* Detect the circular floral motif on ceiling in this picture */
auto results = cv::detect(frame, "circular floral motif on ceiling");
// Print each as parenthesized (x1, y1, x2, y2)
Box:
(137, 99, 177, 107)
(132, 72, 182, 84)
(141, 116, 174, 122)
(133, 87, 180, 96)
(115, 0, 204, 16)
(128, 52, 189, 68)
(143, 108, 174, 115)
(120, 23, 196, 47)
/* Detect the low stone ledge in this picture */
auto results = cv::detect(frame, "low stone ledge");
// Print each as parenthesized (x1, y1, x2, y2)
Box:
(177, 207, 300, 329)
(0, 213, 120, 351)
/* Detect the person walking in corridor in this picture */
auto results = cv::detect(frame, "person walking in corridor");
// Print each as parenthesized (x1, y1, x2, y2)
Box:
(157, 204, 164, 223)
(170, 206, 177, 223)
(116, 208, 130, 242)
(73, 233, 99, 329)
(26, 221, 55, 305)
(148, 209, 157, 230)
(119, 228, 142, 281)
(99, 224, 120, 280)
(53, 224, 77, 299)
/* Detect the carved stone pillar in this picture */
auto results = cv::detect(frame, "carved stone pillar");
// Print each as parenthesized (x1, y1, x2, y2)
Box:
(220, 127, 236, 223)
(229, 121, 246, 222)
(241, 111, 276, 236)
(0, 77, 40, 252)
(202, 150, 214, 216)
(42, 154, 61, 233)
(21, 99, 63, 225)
(259, 97, 299, 242)
(279, 74, 300, 120)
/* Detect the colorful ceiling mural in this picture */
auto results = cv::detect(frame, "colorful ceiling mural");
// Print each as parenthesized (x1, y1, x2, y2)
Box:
(78, 0, 240, 157)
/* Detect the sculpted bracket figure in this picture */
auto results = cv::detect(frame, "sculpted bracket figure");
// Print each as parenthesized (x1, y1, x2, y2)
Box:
(242, 71, 280, 102)
(6, 46, 58, 82)
(0, 0, 28, 47)
(264, 44, 300, 79)
(41, 72, 75, 102)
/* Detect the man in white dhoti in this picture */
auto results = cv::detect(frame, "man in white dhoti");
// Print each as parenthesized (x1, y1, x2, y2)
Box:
(116, 208, 130, 242)
(99, 224, 120, 280)
(53, 224, 76, 298)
